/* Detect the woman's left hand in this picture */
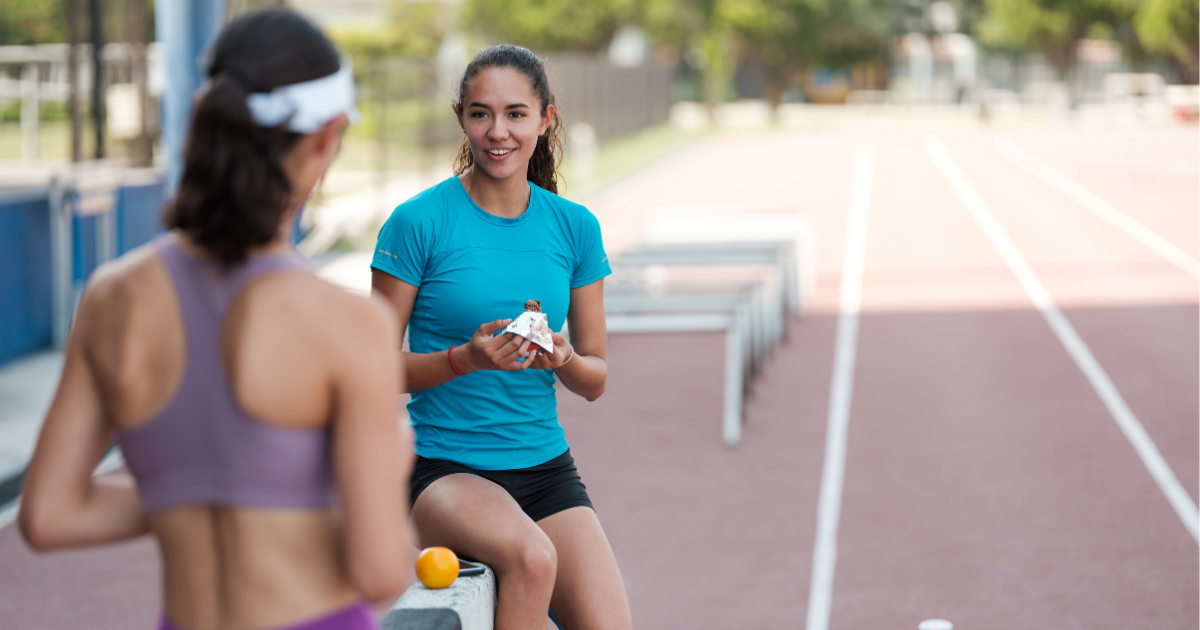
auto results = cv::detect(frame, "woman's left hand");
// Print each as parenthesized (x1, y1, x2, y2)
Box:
(528, 333, 572, 370)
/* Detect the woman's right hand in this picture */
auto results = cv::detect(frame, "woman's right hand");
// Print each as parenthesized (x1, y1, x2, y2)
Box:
(461, 319, 537, 372)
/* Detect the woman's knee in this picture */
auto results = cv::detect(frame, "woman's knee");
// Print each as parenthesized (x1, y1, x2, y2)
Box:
(501, 531, 557, 589)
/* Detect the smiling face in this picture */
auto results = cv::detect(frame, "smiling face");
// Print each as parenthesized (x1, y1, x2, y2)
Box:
(456, 66, 554, 183)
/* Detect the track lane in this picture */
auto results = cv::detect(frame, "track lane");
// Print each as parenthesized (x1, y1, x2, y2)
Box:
(942, 132, 1199, 505)
(997, 128, 1200, 260)
(829, 134, 1198, 629)
(564, 130, 862, 627)
(0, 527, 159, 630)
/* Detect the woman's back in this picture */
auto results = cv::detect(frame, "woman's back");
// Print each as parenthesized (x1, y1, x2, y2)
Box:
(20, 11, 410, 630)
(80, 235, 393, 629)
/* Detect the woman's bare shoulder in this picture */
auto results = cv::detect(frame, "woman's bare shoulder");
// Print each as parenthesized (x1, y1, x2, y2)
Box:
(76, 241, 173, 317)
(251, 273, 397, 346)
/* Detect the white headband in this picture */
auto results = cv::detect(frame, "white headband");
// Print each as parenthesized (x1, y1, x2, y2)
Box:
(245, 61, 361, 133)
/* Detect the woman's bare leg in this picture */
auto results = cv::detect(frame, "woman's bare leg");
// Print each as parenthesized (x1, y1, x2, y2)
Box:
(537, 507, 632, 630)
(411, 474, 557, 630)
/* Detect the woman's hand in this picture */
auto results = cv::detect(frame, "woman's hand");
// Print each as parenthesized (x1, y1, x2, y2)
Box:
(460, 319, 538, 372)
(528, 333, 572, 370)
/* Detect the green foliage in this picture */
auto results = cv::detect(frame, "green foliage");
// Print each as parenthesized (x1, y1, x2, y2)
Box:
(0, 99, 69, 122)
(459, 0, 638, 52)
(654, 0, 738, 106)
(807, 0, 893, 67)
(1134, 0, 1198, 77)
(975, 0, 1133, 73)
(1085, 20, 1113, 40)
(0, 0, 67, 45)
(638, 0, 734, 50)
(636, 0, 890, 106)
(0, 101, 19, 122)
(724, 0, 826, 66)
(330, 0, 445, 62)
(976, 0, 1070, 51)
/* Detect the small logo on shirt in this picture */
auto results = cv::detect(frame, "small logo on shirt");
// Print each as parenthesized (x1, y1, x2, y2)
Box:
(377, 249, 398, 260)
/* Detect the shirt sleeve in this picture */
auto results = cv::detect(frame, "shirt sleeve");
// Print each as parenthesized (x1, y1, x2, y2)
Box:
(571, 209, 611, 289)
(371, 204, 431, 287)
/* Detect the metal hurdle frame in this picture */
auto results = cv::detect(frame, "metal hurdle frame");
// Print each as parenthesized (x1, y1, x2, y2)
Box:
(604, 283, 776, 376)
(616, 240, 799, 309)
(612, 241, 798, 344)
(605, 312, 747, 447)
(602, 241, 808, 447)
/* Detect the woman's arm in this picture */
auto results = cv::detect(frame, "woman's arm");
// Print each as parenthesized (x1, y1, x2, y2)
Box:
(19, 287, 148, 551)
(329, 294, 413, 603)
(528, 278, 607, 401)
(371, 270, 538, 394)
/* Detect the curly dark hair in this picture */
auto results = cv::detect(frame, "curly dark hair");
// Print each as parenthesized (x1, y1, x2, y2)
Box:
(452, 45, 564, 195)
(163, 8, 341, 267)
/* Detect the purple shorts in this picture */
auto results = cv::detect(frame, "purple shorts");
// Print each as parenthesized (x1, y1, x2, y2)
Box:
(159, 602, 378, 630)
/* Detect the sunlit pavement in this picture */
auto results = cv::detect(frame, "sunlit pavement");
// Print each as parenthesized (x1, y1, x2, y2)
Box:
(0, 352, 63, 481)
(1, 117, 1196, 629)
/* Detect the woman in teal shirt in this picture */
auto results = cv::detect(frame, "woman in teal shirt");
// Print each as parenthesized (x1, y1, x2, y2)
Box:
(371, 45, 632, 630)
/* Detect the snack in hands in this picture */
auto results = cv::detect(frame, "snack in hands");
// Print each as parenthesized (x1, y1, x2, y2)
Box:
(504, 300, 554, 353)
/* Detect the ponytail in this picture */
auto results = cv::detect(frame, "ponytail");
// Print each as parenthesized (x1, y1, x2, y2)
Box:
(453, 45, 564, 195)
(162, 9, 340, 267)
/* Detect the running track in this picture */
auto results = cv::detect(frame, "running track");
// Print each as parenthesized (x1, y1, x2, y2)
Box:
(0, 121, 1195, 629)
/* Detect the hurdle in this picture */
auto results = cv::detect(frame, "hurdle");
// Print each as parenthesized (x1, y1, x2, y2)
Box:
(604, 242, 803, 448)
(640, 209, 816, 316)
(610, 241, 796, 349)
(606, 312, 746, 447)
(604, 284, 771, 377)
(614, 240, 799, 315)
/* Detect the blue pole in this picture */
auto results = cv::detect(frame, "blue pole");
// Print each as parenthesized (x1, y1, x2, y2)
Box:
(156, 0, 225, 197)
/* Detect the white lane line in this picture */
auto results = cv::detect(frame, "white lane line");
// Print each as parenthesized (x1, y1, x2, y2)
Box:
(927, 137, 1200, 545)
(994, 136, 1200, 280)
(806, 142, 874, 630)
(0, 447, 125, 530)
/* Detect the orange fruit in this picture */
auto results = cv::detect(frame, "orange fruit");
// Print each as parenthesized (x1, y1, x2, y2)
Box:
(415, 547, 459, 589)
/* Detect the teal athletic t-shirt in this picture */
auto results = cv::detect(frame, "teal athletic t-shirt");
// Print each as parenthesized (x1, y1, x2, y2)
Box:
(371, 176, 611, 470)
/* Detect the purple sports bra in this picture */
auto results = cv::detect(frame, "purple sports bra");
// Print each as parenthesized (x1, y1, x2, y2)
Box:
(115, 234, 336, 514)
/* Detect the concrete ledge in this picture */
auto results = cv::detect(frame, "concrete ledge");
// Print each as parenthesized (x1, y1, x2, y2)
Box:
(382, 563, 496, 630)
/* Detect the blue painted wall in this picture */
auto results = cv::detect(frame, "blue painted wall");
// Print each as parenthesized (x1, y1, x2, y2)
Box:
(0, 176, 310, 369)
(0, 196, 53, 367)
(118, 181, 168, 255)
(0, 179, 166, 370)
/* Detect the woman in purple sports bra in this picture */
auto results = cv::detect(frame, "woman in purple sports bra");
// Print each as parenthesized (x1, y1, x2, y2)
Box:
(19, 9, 412, 630)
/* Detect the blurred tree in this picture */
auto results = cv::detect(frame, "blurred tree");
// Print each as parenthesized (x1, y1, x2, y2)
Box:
(228, 0, 289, 15)
(640, 0, 901, 111)
(976, 0, 1133, 80)
(0, 0, 68, 45)
(1133, 0, 1198, 82)
(459, 0, 637, 53)
(638, 0, 735, 113)
(808, 0, 893, 68)
(723, 0, 826, 109)
(330, 0, 446, 63)
(890, 0, 989, 38)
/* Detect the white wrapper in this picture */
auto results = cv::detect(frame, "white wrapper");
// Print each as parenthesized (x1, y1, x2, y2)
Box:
(505, 311, 554, 353)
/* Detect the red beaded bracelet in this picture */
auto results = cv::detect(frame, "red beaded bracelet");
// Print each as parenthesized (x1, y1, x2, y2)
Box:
(448, 345, 467, 377)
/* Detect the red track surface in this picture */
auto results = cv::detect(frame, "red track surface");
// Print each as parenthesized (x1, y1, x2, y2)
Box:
(1, 123, 1195, 629)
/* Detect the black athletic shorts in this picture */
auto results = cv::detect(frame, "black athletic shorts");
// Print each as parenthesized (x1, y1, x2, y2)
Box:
(409, 449, 593, 523)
